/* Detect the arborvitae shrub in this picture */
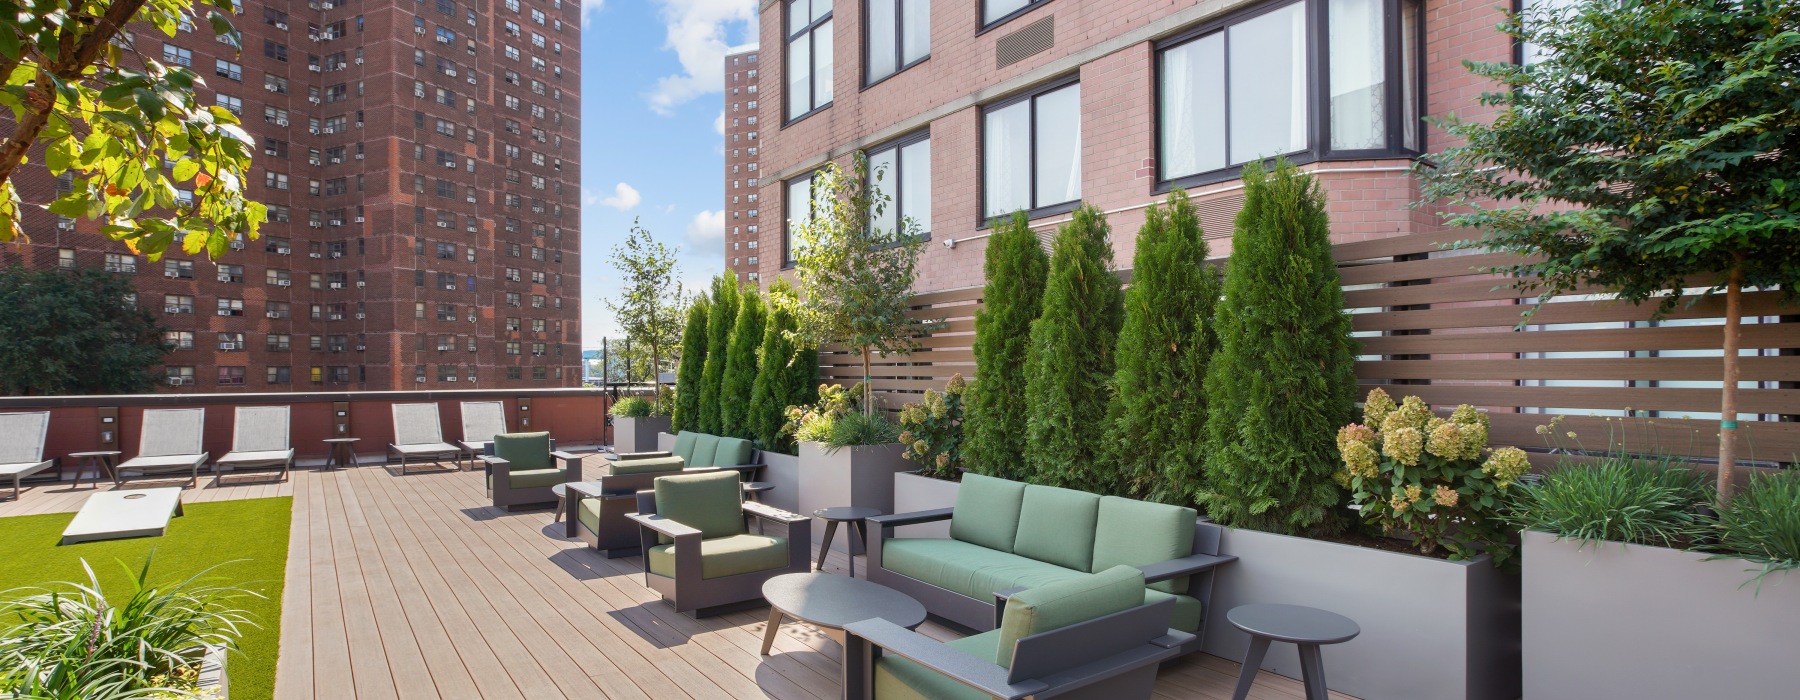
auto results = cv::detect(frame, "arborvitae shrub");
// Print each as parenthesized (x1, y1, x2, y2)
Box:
(1023, 205, 1124, 491)
(1201, 160, 1360, 536)
(696, 276, 738, 434)
(748, 281, 815, 454)
(670, 296, 710, 433)
(718, 287, 766, 438)
(964, 212, 1048, 481)
(1104, 190, 1223, 503)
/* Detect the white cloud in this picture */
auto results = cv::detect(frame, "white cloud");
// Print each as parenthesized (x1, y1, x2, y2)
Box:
(644, 0, 759, 115)
(687, 209, 726, 254)
(581, 0, 605, 28)
(713, 110, 726, 135)
(598, 182, 642, 211)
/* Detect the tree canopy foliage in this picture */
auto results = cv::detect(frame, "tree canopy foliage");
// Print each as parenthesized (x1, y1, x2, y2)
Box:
(0, 265, 165, 394)
(1023, 205, 1123, 491)
(604, 219, 685, 396)
(963, 211, 1047, 481)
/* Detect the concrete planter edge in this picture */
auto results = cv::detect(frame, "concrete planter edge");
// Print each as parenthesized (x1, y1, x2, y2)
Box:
(796, 441, 912, 553)
(612, 415, 670, 452)
(892, 470, 961, 539)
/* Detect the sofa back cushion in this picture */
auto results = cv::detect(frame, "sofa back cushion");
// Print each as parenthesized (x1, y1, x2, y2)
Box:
(995, 565, 1146, 667)
(653, 470, 744, 539)
(712, 436, 753, 467)
(672, 431, 699, 462)
(1012, 485, 1101, 572)
(949, 474, 1027, 553)
(493, 432, 551, 471)
(1092, 496, 1197, 593)
(688, 433, 721, 468)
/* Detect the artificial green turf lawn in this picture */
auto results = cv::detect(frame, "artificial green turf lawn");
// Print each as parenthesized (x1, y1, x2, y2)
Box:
(0, 497, 291, 700)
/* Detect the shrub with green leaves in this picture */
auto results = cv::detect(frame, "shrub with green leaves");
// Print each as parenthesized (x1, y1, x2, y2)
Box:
(1201, 160, 1360, 537)
(650, 388, 676, 418)
(1104, 191, 1222, 502)
(785, 383, 899, 450)
(1024, 205, 1124, 491)
(717, 287, 766, 438)
(1706, 470, 1800, 588)
(1506, 453, 1712, 548)
(964, 212, 1048, 481)
(696, 277, 739, 434)
(748, 281, 817, 454)
(671, 296, 710, 433)
(609, 396, 652, 418)
(899, 375, 967, 480)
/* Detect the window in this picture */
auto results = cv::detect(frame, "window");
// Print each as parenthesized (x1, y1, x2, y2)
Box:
(267, 367, 291, 384)
(264, 40, 288, 61)
(865, 0, 929, 84)
(216, 298, 244, 316)
(217, 367, 247, 386)
(215, 94, 242, 114)
(218, 332, 245, 351)
(104, 253, 136, 273)
(868, 132, 931, 236)
(163, 331, 195, 350)
(1519, 0, 1579, 66)
(785, 0, 834, 121)
(161, 44, 192, 66)
(215, 59, 242, 81)
(164, 259, 194, 279)
(265, 171, 289, 190)
(784, 170, 825, 265)
(267, 334, 292, 351)
(1156, 0, 1424, 186)
(166, 367, 195, 385)
(983, 80, 1080, 219)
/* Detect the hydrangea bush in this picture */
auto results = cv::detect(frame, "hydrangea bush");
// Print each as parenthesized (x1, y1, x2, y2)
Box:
(899, 375, 967, 480)
(1337, 388, 1529, 567)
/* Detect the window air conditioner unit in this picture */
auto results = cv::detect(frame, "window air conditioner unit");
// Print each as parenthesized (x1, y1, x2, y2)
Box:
(276, 118, 289, 126)
(266, 311, 281, 318)
(222, 342, 241, 350)
(266, 148, 281, 156)
(265, 84, 278, 92)
(355, 281, 365, 288)
(356, 344, 365, 350)
(355, 121, 363, 128)
(323, 2, 335, 9)
(308, 126, 319, 134)
(415, 26, 424, 34)
(354, 216, 365, 223)
(309, 222, 322, 228)
(355, 313, 365, 319)
(277, 279, 291, 287)
(217, 309, 233, 316)
(446, 69, 457, 77)
(443, 162, 455, 169)
(309, 35, 320, 43)
(336, 63, 346, 70)
(309, 253, 323, 259)
(445, 376, 457, 382)
(164, 271, 181, 278)
(309, 157, 321, 165)
(57, 221, 76, 230)
(168, 377, 189, 386)
(445, 284, 456, 290)
(277, 247, 291, 254)
(308, 65, 320, 72)
(466, 195, 476, 203)
(328, 313, 343, 320)
(322, 126, 336, 134)
(166, 305, 185, 313)
(329, 219, 344, 225)
(330, 157, 341, 164)
(329, 282, 344, 289)
(355, 57, 363, 65)
(468, 314, 476, 323)
(217, 274, 233, 282)
(467, 77, 476, 85)
(354, 153, 364, 160)
(436, 221, 450, 228)
(275, 22, 288, 29)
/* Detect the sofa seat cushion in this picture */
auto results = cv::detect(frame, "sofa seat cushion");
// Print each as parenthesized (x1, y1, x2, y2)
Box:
(882, 538, 1086, 602)
(647, 534, 788, 579)
(949, 474, 1027, 553)
(996, 565, 1147, 666)
(577, 497, 603, 533)
(611, 456, 685, 475)
(505, 467, 566, 489)
(1093, 495, 1198, 593)
(871, 630, 1001, 700)
(1141, 589, 1203, 633)
(1012, 485, 1102, 573)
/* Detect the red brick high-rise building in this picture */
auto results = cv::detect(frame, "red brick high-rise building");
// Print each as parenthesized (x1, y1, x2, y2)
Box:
(723, 48, 761, 284)
(1, 0, 582, 391)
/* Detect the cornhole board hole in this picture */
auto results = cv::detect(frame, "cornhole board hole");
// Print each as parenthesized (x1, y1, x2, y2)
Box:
(60, 488, 185, 545)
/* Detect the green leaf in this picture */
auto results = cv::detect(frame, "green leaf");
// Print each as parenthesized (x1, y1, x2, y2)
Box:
(172, 158, 199, 182)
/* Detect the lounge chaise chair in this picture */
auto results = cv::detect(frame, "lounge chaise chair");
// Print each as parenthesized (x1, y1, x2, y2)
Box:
(115, 408, 208, 488)
(387, 403, 463, 474)
(0, 411, 56, 500)
(213, 406, 296, 482)
(456, 400, 509, 466)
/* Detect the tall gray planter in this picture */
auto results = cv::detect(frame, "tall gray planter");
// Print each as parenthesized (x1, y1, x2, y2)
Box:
(198, 643, 228, 698)
(892, 470, 960, 539)
(1522, 530, 1800, 700)
(797, 441, 911, 554)
(612, 415, 670, 453)
(1203, 527, 1520, 700)
(760, 450, 800, 513)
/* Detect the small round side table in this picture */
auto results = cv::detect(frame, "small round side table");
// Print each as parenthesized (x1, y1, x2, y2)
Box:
(811, 506, 883, 578)
(740, 481, 774, 501)
(1227, 603, 1360, 700)
(322, 438, 361, 471)
(66, 450, 121, 489)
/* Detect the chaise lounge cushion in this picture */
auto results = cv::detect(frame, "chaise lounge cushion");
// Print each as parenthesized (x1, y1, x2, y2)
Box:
(1092, 495, 1197, 594)
(948, 474, 1027, 553)
(1012, 485, 1101, 573)
(647, 534, 789, 579)
(611, 456, 685, 475)
(654, 470, 744, 539)
(871, 631, 1003, 700)
(881, 538, 1086, 602)
(995, 565, 1147, 665)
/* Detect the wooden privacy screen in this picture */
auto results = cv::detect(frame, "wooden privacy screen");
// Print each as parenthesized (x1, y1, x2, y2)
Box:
(816, 232, 1799, 466)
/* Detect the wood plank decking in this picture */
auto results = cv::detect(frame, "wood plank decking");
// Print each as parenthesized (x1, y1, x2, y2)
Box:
(0, 455, 1355, 700)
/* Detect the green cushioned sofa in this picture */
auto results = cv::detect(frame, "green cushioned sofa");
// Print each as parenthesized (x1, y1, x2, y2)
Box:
(625, 470, 812, 617)
(866, 474, 1235, 655)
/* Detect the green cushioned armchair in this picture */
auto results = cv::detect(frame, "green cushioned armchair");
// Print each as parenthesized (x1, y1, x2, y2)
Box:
(843, 566, 1192, 700)
(480, 432, 582, 511)
(565, 458, 705, 558)
(626, 470, 811, 618)
(608, 431, 767, 482)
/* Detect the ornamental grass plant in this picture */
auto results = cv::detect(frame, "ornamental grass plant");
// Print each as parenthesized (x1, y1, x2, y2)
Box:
(1705, 470, 1800, 590)
(1505, 452, 1712, 549)
(609, 396, 652, 418)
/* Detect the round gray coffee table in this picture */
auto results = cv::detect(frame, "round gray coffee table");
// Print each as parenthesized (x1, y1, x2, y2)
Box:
(1227, 603, 1360, 700)
(760, 572, 926, 656)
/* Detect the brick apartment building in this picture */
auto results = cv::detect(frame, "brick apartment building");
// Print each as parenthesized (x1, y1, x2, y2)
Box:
(723, 48, 763, 284)
(751, 0, 1520, 291)
(0, 0, 582, 392)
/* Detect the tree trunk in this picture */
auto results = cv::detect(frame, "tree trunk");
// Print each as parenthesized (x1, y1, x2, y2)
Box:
(861, 346, 875, 417)
(649, 339, 662, 399)
(1717, 260, 1745, 505)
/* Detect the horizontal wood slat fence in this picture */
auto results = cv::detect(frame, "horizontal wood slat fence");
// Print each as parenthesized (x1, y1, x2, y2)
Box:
(817, 233, 1799, 470)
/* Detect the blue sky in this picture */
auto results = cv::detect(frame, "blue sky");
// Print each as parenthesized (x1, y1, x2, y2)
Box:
(577, 0, 758, 345)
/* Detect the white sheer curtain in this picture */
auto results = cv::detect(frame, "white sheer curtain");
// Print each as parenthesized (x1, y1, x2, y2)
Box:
(901, 0, 930, 65)
(1228, 2, 1308, 164)
(867, 0, 896, 81)
(868, 148, 898, 236)
(984, 103, 1030, 217)
(1159, 34, 1225, 179)
(1329, 0, 1386, 150)
(900, 139, 931, 233)
(815, 20, 834, 106)
(1034, 84, 1081, 208)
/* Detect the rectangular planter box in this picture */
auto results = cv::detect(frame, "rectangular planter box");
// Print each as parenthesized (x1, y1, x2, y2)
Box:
(612, 415, 670, 453)
(892, 470, 960, 539)
(656, 431, 676, 452)
(1203, 527, 1521, 700)
(1522, 529, 1800, 700)
(759, 449, 800, 513)
(797, 441, 912, 554)
(198, 643, 228, 698)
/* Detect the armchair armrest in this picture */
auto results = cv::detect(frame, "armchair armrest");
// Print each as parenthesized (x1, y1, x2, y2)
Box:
(626, 512, 703, 540)
(479, 455, 512, 483)
(867, 507, 955, 529)
(843, 619, 1050, 700)
(607, 450, 671, 461)
(478, 455, 510, 467)
(1136, 552, 1237, 585)
(552, 450, 584, 482)
(565, 481, 605, 500)
(742, 501, 808, 525)
(551, 450, 582, 462)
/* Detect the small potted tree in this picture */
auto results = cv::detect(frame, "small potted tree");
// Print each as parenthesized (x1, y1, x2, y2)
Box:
(603, 220, 684, 450)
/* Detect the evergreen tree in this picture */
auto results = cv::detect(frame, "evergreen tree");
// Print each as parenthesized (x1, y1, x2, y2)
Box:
(1023, 205, 1124, 490)
(1201, 160, 1359, 537)
(696, 276, 739, 434)
(718, 287, 766, 438)
(670, 295, 710, 433)
(748, 280, 818, 454)
(964, 211, 1048, 480)
(1104, 190, 1223, 503)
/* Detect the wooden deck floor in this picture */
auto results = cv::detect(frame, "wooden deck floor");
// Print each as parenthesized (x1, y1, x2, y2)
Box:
(0, 456, 1354, 700)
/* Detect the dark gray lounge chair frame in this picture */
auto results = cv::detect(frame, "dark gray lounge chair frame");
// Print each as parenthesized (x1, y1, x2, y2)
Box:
(481, 443, 581, 511)
(627, 490, 812, 618)
(865, 510, 1234, 655)
(843, 596, 1194, 700)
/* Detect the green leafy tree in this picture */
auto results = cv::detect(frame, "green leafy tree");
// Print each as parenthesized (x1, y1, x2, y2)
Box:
(1023, 205, 1124, 491)
(0, 0, 267, 258)
(1419, 0, 1800, 501)
(748, 279, 817, 454)
(603, 219, 685, 398)
(0, 265, 165, 394)
(695, 275, 738, 434)
(791, 152, 938, 416)
(1104, 190, 1223, 503)
(1201, 160, 1360, 537)
(717, 286, 766, 438)
(964, 212, 1048, 481)
(670, 295, 710, 433)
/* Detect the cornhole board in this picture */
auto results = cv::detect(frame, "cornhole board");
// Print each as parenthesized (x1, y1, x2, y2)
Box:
(60, 488, 185, 545)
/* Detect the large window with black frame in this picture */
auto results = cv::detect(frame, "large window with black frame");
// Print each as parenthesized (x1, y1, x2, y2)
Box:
(865, 0, 929, 85)
(786, 0, 834, 122)
(783, 169, 824, 265)
(1156, 0, 1423, 188)
(866, 131, 930, 238)
(982, 78, 1081, 220)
